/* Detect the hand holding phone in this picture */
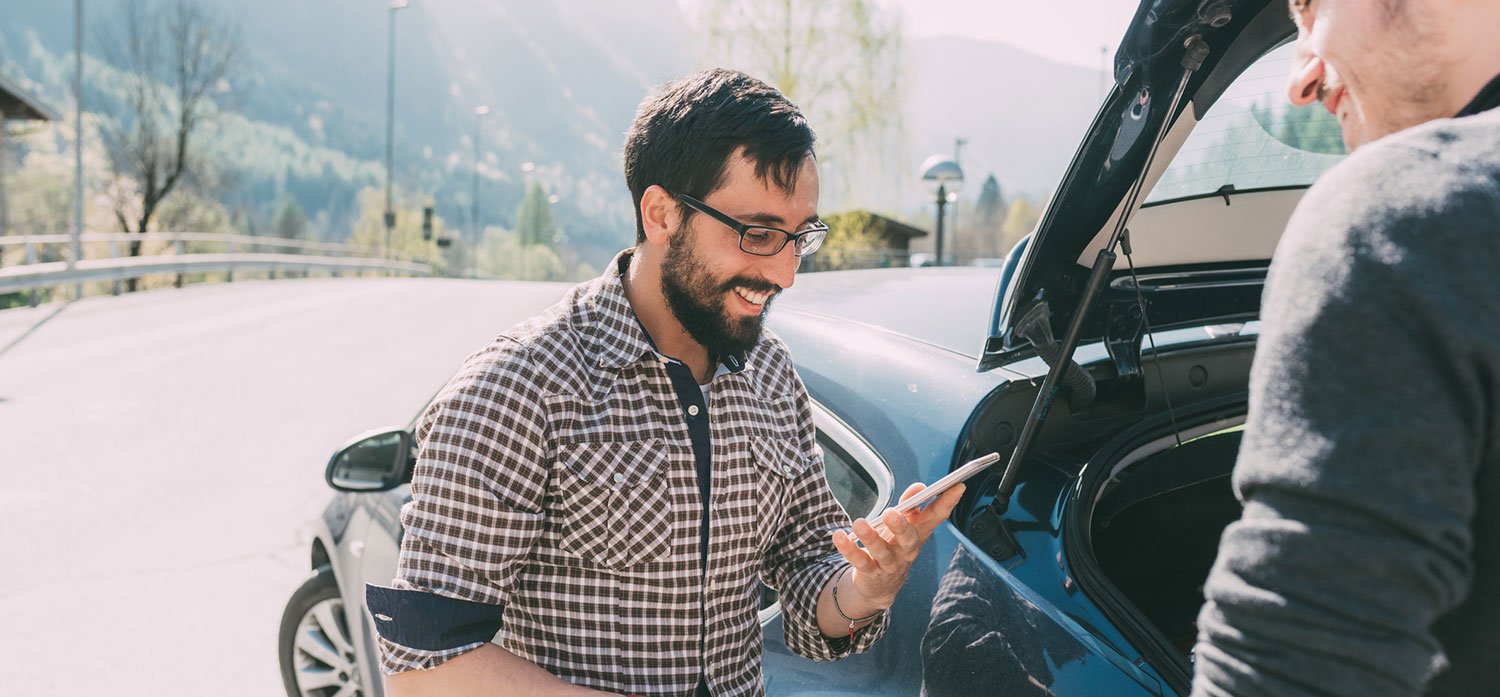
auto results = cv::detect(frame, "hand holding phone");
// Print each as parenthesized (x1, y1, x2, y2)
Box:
(867, 452, 999, 535)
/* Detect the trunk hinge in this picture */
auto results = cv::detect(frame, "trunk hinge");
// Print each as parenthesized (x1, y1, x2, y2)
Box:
(1104, 294, 1146, 386)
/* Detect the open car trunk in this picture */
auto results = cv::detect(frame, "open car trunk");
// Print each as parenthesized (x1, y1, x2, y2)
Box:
(1091, 423, 1245, 653)
(1064, 388, 1253, 688)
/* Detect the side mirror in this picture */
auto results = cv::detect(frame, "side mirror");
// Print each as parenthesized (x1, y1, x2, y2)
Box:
(325, 427, 415, 493)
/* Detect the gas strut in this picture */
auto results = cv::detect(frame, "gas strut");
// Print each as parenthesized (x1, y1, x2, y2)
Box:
(988, 35, 1212, 515)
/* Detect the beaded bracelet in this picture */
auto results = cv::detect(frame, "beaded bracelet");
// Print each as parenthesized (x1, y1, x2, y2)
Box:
(831, 565, 884, 641)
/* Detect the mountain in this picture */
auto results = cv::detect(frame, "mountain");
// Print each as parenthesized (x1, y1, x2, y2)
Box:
(907, 34, 1105, 206)
(0, 0, 691, 265)
(0, 1, 1101, 266)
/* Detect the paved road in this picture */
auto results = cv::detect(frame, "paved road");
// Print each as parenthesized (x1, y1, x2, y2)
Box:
(0, 278, 571, 696)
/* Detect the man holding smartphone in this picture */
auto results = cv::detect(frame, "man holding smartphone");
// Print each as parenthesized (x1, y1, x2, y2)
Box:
(366, 68, 963, 697)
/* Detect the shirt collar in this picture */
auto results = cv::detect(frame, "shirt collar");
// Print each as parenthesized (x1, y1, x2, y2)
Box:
(581, 248, 748, 375)
(1455, 72, 1500, 117)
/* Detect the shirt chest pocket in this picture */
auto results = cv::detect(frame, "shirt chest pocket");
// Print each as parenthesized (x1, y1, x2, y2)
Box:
(749, 436, 811, 546)
(555, 438, 673, 570)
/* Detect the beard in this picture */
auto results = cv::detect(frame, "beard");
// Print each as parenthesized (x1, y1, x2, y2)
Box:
(659, 224, 779, 359)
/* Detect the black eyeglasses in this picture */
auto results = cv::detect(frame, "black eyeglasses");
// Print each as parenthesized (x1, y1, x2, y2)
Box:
(667, 189, 828, 257)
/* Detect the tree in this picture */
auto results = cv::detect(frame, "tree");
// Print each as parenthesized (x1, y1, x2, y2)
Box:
(477, 226, 565, 281)
(348, 187, 446, 269)
(274, 198, 307, 241)
(816, 210, 890, 270)
(693, 0, 908, 210)
(514, 181, 558, 248)
(975, 174, 1005, 226)
(98, 0, 242, 291)
(1000, 197, 1040, 254)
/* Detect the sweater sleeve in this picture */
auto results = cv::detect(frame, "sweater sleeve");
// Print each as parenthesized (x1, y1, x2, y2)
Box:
(1190, 141, 1497, 696)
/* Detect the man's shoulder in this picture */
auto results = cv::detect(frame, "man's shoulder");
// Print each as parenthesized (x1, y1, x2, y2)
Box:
(446, 277, 606, 395)
(1303, 110, 1500, 225)
(1286, 113, 1500, 264)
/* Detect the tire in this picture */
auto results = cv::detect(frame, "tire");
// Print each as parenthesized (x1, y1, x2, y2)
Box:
(279, 566, 365, 697)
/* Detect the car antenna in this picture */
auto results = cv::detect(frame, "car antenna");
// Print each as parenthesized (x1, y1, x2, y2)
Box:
(987, 35, 1212, 515)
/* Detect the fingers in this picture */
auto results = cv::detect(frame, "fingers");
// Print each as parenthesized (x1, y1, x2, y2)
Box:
(880, 508, 920, 550)
(830, 528, 878, 573)
(897, 481, 927, 502)
(910, 483, 966, 533)
(851, 518, 903, 567)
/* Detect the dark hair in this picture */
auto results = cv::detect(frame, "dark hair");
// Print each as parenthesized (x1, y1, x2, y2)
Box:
(622, 68, 816, 244)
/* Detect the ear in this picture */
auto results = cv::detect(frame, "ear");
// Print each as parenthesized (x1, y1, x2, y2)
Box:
(640, 185, 681, 246)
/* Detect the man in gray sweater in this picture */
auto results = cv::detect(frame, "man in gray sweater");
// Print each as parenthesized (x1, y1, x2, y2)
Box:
(1191, 1, 1500, 696)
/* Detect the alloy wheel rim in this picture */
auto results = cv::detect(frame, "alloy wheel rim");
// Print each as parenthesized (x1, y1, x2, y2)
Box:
(293, 597, 362, 697)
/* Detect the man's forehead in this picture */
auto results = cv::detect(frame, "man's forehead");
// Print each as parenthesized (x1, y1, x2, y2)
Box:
(721, 152, 817, 199)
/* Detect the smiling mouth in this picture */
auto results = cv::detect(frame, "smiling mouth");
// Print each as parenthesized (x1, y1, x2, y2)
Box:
(733, 286, 774, 307)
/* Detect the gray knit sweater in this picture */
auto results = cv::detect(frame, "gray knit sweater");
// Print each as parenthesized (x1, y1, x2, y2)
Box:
(1190, 104, 1500, 696)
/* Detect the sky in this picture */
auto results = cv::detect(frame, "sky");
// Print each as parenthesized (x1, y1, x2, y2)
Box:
(675, 0, 1145, 71)
(890, 0, 1142, 70)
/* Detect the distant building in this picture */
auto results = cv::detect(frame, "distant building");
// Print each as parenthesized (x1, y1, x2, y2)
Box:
(1, 72, 60, 238)
(808, 210, 930, 271)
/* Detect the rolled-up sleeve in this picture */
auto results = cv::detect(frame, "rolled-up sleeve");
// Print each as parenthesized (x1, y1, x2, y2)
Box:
(762, 373, 889, 660)
(367, 342, 551, 675)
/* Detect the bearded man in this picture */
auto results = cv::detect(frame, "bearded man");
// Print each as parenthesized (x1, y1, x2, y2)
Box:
(365, 68, 962, 697)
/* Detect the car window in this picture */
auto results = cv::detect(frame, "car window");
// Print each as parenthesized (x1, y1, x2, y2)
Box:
(820, 436, 881, 520)
(1145, 40, 1347, 204)
(760, 424, 889, 615)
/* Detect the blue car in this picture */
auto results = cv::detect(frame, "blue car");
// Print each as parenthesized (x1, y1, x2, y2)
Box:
(278, 2, 1345, 695)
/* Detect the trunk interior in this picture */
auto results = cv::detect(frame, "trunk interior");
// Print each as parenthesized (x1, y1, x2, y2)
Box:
(1089, 423, 1246, 655)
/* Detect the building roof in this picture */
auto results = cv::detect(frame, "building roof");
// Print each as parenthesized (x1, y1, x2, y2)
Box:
(825, 210, 929, 239)
(0, 72, 60, 122)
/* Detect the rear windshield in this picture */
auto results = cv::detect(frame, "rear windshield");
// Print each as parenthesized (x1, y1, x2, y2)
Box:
(1145, 41, 1347, 204)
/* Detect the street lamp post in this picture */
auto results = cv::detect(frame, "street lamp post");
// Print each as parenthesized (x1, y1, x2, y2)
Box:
(920, 154, 964, 266)
(72, 0, 84, 299)
(470, 105, 489, 248)
(383, 0, 408, 263)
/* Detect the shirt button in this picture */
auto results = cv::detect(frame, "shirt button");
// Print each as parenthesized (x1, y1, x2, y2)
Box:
(613, 472, 626, 484)
(687, 404, 700, 416)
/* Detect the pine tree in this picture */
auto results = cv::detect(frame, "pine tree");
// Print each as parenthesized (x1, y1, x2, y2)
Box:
(515, 181, 558, 248)
(975, 174, 1005, 225)
(274, 198, 307, 240)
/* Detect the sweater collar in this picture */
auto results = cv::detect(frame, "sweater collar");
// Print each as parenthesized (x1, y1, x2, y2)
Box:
(1455, 72, 1500, 117)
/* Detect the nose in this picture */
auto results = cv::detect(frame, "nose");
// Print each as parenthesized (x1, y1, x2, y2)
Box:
(761, 244, 799, 291)
(1286, 40, 1324, 107)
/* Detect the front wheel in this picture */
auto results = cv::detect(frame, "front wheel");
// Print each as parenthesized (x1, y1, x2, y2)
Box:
(278, 566, 364, 697)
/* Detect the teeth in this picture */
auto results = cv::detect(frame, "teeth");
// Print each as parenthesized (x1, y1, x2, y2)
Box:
(735, 287, 771, 306)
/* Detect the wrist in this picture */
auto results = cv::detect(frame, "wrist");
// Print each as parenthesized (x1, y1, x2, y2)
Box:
(839, 567, 891, 615)
(846, 563, 888, 608)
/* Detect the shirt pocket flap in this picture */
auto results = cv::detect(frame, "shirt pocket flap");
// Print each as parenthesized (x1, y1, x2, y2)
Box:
(559, 438, 667, 488)
(752, 435, 809, 480)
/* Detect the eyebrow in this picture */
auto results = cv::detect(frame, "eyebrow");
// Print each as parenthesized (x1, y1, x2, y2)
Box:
(740, 212, 822, 228)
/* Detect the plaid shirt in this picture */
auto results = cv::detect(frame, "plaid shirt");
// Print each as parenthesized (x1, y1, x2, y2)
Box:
(368, 250, 886, 696)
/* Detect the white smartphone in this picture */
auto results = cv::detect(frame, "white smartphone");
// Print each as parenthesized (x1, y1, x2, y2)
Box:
(867, 452, 1000, 534)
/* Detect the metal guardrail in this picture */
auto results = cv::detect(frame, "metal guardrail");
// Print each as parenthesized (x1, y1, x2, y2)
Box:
(0, 231, 434, 301)
(0, 232, 357, 255)
(0, 253, 431, 294)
